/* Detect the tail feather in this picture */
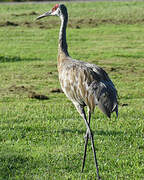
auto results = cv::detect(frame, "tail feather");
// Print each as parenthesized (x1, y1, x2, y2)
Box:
(98, 101, 111, 118)
(92, 81, 118, 118)
(113, 104, 118, 118)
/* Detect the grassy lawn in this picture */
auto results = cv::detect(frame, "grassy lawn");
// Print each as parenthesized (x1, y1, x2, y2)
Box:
(0, 1, 144, 180)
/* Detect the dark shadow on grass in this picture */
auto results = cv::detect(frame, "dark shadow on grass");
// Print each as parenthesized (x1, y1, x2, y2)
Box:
(0, 56, 40, 63)
(0, 145, 53, 179)
(61, 128, 122, 136)
(0, 152, 32, 179)
(115, 54, 144, 59)
(0, 145, 80, 179)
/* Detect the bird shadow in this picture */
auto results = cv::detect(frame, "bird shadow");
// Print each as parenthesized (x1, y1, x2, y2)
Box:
(116, 54, 144, 59)
(61, 128, 122, 137)
(0, 56, 40, 63)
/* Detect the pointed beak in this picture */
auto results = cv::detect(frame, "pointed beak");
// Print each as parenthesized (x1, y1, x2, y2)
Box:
(36, 10, 52, 20)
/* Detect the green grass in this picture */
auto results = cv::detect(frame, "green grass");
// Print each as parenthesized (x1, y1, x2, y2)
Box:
(0, 1, 144, 180)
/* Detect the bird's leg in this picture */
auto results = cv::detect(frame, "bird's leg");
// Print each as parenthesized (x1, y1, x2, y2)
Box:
(90, 129, 100, 180)
(74, 104, 100, 179)
(87, 111, 100, 180)
(73, 104, 90, 172)
(82, 110, 100, 180)
(81, 136, 88, 172)
(82, 111, 100, 180)
(82, 109, 91, 173)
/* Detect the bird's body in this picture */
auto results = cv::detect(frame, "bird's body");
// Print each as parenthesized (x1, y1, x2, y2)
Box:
(58, 55, 118, 117)
(37, 4, 118, 179)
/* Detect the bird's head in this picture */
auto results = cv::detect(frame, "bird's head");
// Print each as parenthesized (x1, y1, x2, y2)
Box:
(36, 4, 67, 20)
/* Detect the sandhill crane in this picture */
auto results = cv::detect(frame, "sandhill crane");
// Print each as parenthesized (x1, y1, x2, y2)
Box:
(37, 4, 118, 179)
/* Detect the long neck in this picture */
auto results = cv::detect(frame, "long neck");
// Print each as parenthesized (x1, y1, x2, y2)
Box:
(58, 14, 69, 56)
